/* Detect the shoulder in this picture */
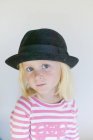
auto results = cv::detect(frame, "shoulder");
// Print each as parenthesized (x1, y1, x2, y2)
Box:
(65, 99, 78, 114)
(66, 99, 77, 107)
(15, 96, 32, 115)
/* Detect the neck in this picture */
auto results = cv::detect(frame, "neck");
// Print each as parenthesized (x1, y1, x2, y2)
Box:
(35, 93, 61, 104)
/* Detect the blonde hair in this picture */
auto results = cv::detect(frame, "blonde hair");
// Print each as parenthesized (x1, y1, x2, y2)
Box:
(19, 62, 74, 100)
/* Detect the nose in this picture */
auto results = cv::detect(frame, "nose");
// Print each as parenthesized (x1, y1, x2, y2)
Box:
(34, 70, 44, 81)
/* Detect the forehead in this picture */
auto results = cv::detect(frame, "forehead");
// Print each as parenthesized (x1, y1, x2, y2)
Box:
(22, 60, 60, 66)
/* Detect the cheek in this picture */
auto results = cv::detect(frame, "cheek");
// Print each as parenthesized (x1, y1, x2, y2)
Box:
(27, 76, 34, 87)
(52, 70, 61, 81)
(47, 71, 60, 81)
(25, 73, 33, 82)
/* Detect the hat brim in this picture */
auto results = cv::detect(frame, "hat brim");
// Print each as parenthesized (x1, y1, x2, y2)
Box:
(5, 52, 79, 70)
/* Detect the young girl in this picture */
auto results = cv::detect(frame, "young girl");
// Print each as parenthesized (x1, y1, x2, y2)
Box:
(5, 28, 80, 140)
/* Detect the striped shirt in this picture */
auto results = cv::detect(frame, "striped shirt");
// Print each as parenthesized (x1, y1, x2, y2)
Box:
(10, 96, 80, 140)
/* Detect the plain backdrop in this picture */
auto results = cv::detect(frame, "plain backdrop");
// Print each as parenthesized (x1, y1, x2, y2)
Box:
(0, 0, 93, 140)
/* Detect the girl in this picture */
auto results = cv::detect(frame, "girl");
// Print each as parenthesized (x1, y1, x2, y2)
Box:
(5, 28, 80, 140)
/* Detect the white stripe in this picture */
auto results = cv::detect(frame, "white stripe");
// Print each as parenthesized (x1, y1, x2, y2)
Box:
(66, 128, 79, 133)
(20, 98, 31, 109)
(67, 124, 78, 128)
(10, 126, 29, 132)
(68, 121, 78, 128)
(16, 102, 30, 114)
(31, 107, 74, 111)
(30, 98, 69, 108)
(31, 119, 76, 123)
(74, 137, 80, 140)
(10, 119, 30, 127)
(31, 124, 66, 129)
(12, 134, 29, 138)
(14, 108, 25, 115)
(29, 97, 42, 106)
(11, 113, 29, 121)
(30, 112, 74, 117)
(66, 133, 79, 138)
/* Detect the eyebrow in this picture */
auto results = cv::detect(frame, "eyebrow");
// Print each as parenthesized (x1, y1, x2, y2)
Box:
(24, 62, 52, 69)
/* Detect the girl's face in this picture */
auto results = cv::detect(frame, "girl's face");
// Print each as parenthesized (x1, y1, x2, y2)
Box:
(23, 60, 61, 98)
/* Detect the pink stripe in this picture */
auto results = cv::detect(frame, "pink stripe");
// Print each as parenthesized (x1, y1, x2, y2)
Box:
(10, 122, 29, 129)
(67, 127, 78, 131)
(21, 96, 33, 107)
(31, 121, 67, 126)
(22, 97, 40, 114)
(31, 96, 66, 107)
(74, 109, 78, 114)
(15, 106, 25, 112)
(11, 117, 29, 124)
(18, 100, 31, 113)
(31, 115, 74, 120)
(11, 137, 31, 140)
(11, 130, 29, 135)
(15, 106, 24, 110)
(31, 121, 77, 126)
(67, 121, 77, 125)
(71, 99, 75, 108)
(32, 109, 74, 114)
(11, 112, 27, 118)
(65, 135, 80, 140)
(66, 130, 79, 135)
(30, 103, 39, 107)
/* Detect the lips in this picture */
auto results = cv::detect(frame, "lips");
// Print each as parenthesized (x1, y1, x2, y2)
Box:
(36, 84, 46, 86)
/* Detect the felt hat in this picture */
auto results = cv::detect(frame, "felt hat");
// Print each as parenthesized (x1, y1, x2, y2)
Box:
(5, 28, 79, 69)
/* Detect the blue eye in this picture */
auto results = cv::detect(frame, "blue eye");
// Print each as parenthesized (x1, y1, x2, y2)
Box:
(26, 67, 33, 72)
(42, 64, 50, 69)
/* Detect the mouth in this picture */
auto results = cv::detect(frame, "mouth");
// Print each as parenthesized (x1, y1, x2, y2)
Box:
(36, 84, 46, 87)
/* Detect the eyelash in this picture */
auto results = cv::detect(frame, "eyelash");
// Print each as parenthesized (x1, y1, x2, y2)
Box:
(25, 64, 50, 72)
(26, 67, 33, 72)
(42, 64, 50, 69)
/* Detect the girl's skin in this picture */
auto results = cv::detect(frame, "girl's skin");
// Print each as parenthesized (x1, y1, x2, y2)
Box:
(23, 60, 62, 104)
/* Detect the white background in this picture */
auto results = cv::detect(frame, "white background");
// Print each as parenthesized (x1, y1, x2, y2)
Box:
(0, 0, 93, 140)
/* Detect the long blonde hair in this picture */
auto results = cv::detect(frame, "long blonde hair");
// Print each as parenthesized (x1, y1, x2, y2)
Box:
(19, 62, 74, 100)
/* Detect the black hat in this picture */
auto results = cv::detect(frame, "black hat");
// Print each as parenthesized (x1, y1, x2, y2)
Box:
(5, 28, 79, 70)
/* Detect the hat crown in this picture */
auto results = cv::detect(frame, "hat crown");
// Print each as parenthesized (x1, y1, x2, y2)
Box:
(19, 28, 67, 52)
(5, 28, 79, 69)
